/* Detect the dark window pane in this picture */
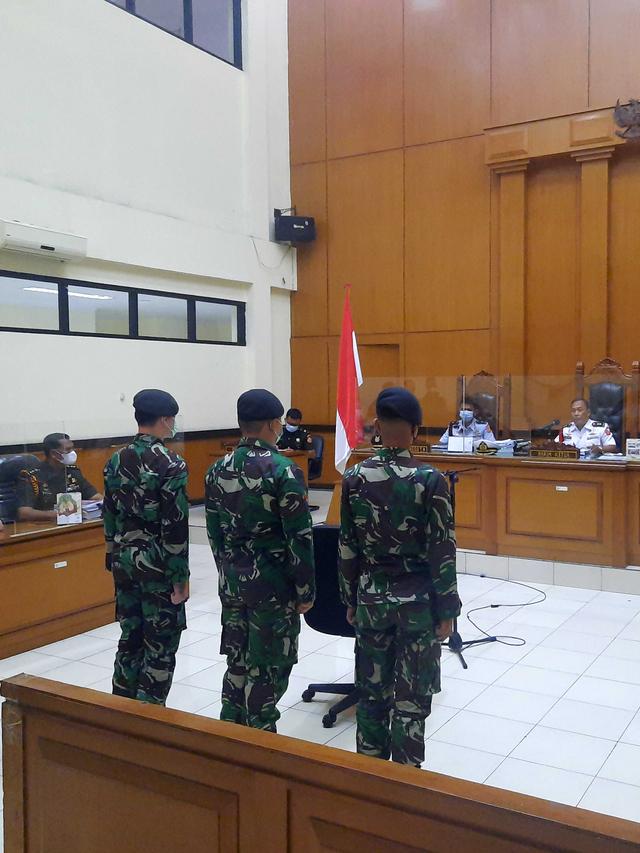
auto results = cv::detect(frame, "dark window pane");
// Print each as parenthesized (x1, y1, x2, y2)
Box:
(134, 0, 185, 38)
(68, 286, 129, 336)
(0, 277, 59, 331)
(196, 301, 237, 342)
(192, 0, 234, 62)
(138, 294, 188, 339)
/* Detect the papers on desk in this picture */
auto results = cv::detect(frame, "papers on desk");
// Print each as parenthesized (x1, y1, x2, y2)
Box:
(448, 436, 474, 453)
(627, 439, 640, 459)
(82, 499, 103, 521)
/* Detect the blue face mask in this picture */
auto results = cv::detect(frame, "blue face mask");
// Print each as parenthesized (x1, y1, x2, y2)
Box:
(285, 424, 298, 432)
(459, 410, 474, 423)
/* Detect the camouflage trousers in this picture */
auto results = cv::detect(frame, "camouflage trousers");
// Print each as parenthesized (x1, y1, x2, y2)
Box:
(112, 579, 186, 706)
(355, 602, 440, 768)
(219, 600, 300, 732)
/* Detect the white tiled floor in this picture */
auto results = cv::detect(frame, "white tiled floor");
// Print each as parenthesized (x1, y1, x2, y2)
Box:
(3, 490, 640, 842)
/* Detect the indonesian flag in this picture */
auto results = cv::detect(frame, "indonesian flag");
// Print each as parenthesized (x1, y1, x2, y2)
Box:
(335, 287, 363, 473)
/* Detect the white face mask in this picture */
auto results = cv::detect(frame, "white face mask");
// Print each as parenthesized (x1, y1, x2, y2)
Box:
(271, 420, 284, 442)
(285, 423, 298, 432)
(459, 410, 474, 423)
(59, 450, 77, 465)
(164, 418, 178, 439)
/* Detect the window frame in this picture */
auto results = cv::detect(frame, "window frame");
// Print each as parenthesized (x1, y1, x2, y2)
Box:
(107, 0, 242, 70)
(0, 270, 247, 347)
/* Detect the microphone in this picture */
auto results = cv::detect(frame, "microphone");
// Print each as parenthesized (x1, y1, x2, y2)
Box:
(537, 419, 560, 431)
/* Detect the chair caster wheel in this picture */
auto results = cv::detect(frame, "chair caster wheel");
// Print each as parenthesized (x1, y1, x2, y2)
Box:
(301, 690, 315, 702)
(322, 713, 336, 728)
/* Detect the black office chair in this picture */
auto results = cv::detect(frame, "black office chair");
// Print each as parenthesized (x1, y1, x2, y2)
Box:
(576, 359, 640, 452)
(0, 454, 40, 522)
(307, 434, 325, 512)
(302, 524, 360, 728)
(590, 382, 624, 451)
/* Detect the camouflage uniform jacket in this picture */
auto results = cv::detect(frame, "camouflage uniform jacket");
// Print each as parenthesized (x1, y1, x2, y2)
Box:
(205, 437, 315, 607)
(103, 434, 189, 587)
(338, 447, 460, 622)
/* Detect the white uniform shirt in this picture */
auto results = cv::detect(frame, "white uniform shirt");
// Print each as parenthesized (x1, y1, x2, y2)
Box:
(440, 419, 495, 445)
(554, 418, 617, 452)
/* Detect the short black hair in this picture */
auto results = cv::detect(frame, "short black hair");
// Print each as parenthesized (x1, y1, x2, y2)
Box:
(43, 433, 69, 457)
(571, 397, 590, 410)
(376, 414, 419, 429)
(239, 419, 271, 434)
(286, 408, 302, 420)
(134, 410, 162, 427)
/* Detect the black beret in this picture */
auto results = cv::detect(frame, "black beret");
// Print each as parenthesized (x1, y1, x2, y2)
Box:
(376, 386, 423, 426)
(133, 389, 179, 417)
(237, 389, 284, 422)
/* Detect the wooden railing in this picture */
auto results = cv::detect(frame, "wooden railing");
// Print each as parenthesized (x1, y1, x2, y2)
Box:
(2, 675, 639, 852)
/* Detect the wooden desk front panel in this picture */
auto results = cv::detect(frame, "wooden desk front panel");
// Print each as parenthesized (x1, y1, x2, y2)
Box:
(0, 524, 113, 658)
(4, 676, 640, 853)
(497, 465, 620, 565)
(625, 468, 640, 567)
(425, 455, 498, 554)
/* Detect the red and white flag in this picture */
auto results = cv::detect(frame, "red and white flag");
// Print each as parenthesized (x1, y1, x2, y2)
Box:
(335, 286, 363, 474)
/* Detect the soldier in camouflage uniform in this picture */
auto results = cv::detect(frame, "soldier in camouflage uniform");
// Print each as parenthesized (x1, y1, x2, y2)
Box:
(103, 389, 190, 706)
(205, 389, 315, 732)
(339, 387, 460, 768)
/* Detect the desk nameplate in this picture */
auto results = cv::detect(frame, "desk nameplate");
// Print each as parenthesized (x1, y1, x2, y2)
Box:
(529, 447, 580, 460)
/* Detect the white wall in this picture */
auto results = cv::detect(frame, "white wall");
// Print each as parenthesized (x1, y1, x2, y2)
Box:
(0, 0, 294, 443)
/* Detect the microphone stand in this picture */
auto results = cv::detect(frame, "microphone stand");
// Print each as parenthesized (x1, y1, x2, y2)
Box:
(443, 467, 500, 670)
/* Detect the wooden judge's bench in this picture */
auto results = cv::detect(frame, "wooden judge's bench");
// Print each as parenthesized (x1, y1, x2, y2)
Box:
(347, 449, 640, 569)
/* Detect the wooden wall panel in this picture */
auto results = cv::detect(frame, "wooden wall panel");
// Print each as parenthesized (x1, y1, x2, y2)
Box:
(328, 338, 401, 426)
(291, 162, 328, 337)
(404, 0, 490, 146)
(288, 0, 326, 165)
(491, 0, 589, 126)
(405, 136, 490, 333)
(405, 331, 491, 428)
(525, 160, 579, 427)
(590, 0, 640, 110)
(609, 151, 640, 368)
(290, 337, 330, 423)
(325, 0, 403, 159)
(327, 151, 404, 336)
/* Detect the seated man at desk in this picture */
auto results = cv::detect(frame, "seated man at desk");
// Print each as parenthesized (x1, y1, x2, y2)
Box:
(439, 403, 495, 447)
(555, 398, 618, 455)
(276, 408, 315, 457)
(16, 433, 102, 522)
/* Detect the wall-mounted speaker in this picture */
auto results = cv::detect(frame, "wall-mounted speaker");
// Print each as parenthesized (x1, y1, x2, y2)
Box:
(274, 208, 316, 243)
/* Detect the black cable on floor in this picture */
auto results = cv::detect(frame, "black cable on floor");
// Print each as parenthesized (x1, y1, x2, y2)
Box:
(462, 574, 548, 647)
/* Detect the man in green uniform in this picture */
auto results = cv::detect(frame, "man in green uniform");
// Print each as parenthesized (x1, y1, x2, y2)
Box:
(103, 389, 189, 706)
(16, 433, 102, 522)
(205, 389, 315, 732)
(339, 387, 460, 768)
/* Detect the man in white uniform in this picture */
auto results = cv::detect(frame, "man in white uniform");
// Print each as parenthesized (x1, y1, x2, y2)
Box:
(555, 398, 618, 455)
(439, 403, 495, 446)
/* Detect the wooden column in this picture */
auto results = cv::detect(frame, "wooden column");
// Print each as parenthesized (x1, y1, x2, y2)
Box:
(493, 159, 529, 429)
(572, 147, 614, 369)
